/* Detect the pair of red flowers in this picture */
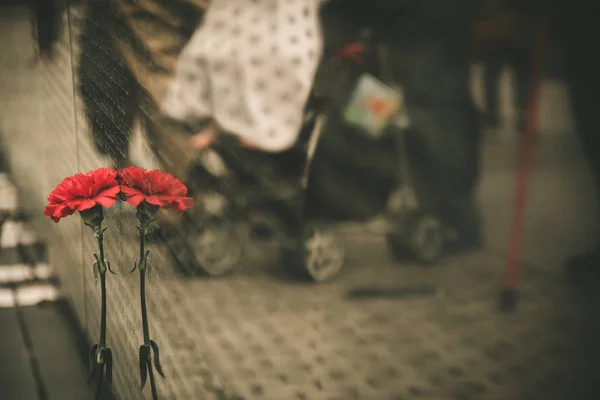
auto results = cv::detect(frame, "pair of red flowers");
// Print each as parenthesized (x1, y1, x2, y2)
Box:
(44, 166, 194, 223)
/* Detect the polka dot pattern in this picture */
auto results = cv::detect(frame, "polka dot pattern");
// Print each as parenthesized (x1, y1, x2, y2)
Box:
(162, 0, 327, 152)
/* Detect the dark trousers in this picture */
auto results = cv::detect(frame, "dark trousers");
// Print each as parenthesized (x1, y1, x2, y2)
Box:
(482, 45, 533, 125)
(31, 0, 59, 54)
(565, 37, 600, 209)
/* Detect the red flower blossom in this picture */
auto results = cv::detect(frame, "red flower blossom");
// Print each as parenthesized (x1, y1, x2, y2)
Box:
(44, 168, 121, 223)
(118, 166, 193, 213)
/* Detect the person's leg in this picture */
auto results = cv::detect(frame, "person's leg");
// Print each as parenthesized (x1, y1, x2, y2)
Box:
(564, 40, 600, 275)
(29, 0, 38, 58)
(438, 95, 484, 251)
(482, 52, 505, 129)
(34, 0, 58, 58)
(510, 44, 534, 134)
(455, 93, 485, 249)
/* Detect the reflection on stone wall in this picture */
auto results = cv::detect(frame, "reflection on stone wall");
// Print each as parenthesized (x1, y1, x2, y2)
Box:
(67, 2, 223, 399)
(0, 2, 227, 398)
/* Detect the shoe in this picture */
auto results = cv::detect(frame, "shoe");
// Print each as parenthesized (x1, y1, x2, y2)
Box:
(515, 113, 527, 136)
(36, 50, 49, 64)
(565, 248, 600, 281)
(443, 205, 484, 254)
(484, 114, 501, 130)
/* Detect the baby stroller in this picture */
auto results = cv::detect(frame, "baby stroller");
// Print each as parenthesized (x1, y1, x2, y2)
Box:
(165, 26, 453, 282)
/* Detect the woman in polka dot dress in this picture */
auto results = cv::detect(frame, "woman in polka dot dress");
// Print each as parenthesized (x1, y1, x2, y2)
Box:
(162, 0, 329, 153)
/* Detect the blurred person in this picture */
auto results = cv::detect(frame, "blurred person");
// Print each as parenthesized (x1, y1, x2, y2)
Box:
(78, 0, 139, 170)
(163, 0, 484, 250)
(561, 0, 600, 276)
(323, 0, 484, 249)
(31, 0, 61, 61)
(162, 0, 331, 153)
(474, 0, 540, 131)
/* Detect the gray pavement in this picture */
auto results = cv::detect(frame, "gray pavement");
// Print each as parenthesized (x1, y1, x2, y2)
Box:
(0, 304, 96, 400)
(0, 308, 39, 400)
(1, 168, 95, 400)
(1, 4, 600, 400)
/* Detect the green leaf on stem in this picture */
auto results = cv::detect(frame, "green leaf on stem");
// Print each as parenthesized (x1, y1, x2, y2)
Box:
(139, 250, 151, 272)
(149, 340, 165, 378)
(107, 261, 116, 275)
(147, 260, 152, 283)
(139, 345, 149, 390)
(105, 348, 113, 386)
(127, 262, 137, 274)
(88, 344, 98, 383)
(92, 254, 99, 286)
(96, 347, 105, 364)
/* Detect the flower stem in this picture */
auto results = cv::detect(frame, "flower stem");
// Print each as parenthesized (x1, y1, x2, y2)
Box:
(95, 363, 105, 400)
(99, 273, 107, 347)
(139, 227, 150, 344)
(90, 226, 110, 399)
(139, 225, 161, 399)
(96, 231, 108, 348)
(148, 360, 159, 400)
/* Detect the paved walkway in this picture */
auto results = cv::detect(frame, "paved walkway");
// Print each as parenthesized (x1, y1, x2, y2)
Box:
(1, 4, 600, 400)
(0, 168, 95, 400)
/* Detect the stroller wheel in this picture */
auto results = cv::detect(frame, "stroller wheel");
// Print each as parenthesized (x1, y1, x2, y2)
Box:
(283, 223, 345, 283)
(166, 222, 244, 277)
(387, 214, 443, 265)
(192, 221, 244, 277)
(169, 218, 243, 277)
(165, 233, 199, 276)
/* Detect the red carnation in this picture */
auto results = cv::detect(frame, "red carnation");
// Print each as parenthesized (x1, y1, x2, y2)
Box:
(44, 168, 121, 223)
(118, 166, 193, 213)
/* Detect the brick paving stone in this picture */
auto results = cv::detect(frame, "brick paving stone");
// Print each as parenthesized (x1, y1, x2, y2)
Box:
(80, 235, 594, 400)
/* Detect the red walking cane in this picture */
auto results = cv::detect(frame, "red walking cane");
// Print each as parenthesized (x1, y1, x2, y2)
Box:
(500, 20, 549, 312)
